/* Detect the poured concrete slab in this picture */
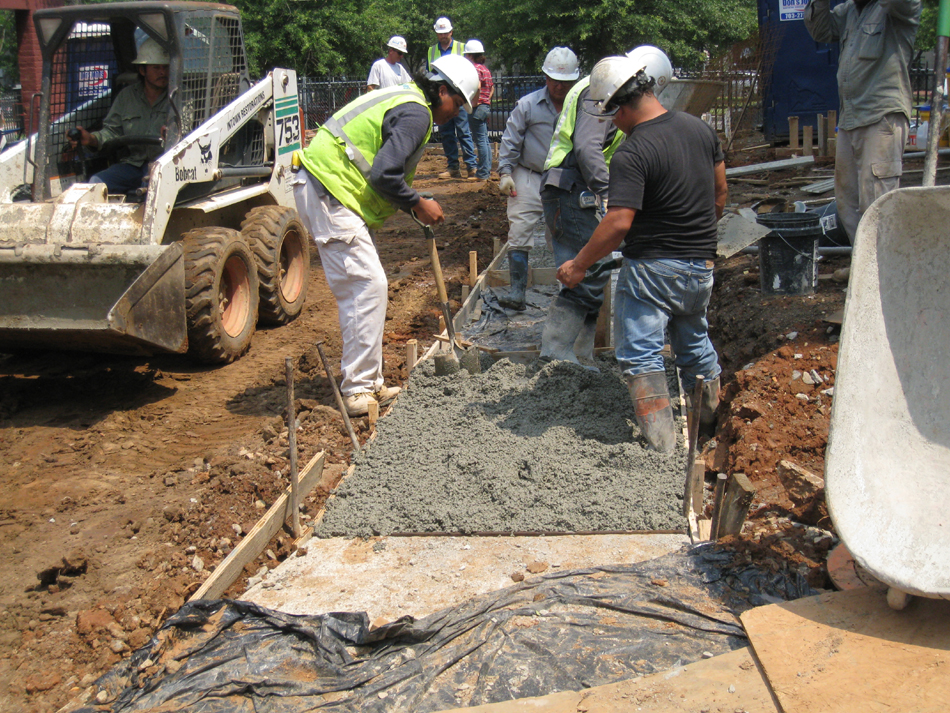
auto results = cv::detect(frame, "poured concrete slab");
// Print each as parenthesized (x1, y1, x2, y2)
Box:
(244, 533, 687, 625)
(827, 186, 950, 599)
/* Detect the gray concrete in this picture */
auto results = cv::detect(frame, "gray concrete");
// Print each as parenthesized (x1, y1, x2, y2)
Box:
(827, 186, 950, 600)
(315, 357, 687, 538)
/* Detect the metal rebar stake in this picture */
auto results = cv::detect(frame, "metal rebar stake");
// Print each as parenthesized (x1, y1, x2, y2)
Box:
(284, 357, 301, 538)
(315, 341, 361, 451)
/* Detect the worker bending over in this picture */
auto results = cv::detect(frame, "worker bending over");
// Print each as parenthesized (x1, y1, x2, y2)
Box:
(539, 51, 625, 367)
(557, 48, 726, 452)
(497, 47, 579, 310)
(294, 55, 479, 416)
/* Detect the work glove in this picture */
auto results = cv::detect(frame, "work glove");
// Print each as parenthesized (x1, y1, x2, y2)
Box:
(499, 174, 516, 196)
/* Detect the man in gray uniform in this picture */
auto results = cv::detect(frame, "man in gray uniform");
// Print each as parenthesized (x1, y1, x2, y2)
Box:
(804, 0, 921, 244)
(496, 47, 580, 310)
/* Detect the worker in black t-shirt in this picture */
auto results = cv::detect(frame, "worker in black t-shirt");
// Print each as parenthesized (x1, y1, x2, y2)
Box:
(556, 48, 727, 453)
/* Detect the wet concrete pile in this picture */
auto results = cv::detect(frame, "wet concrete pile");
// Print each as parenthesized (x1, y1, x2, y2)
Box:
(316, 357, 687, 537)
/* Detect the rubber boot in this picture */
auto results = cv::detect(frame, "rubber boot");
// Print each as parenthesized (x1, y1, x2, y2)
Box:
(499, 249, 529, 311)
(625, 371, 676, 453)
(572, 312, 600, 372)
(539, 295, 587, 363)
(683, 376, 720, 438)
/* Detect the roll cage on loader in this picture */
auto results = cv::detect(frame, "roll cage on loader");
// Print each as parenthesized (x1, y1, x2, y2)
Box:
(0, 2, 310, 363)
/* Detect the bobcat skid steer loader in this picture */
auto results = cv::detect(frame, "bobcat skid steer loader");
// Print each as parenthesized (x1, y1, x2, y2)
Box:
(0, 2, 310, 363)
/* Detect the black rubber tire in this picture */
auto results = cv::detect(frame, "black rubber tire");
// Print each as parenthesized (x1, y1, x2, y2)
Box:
(240, 206, 310, 325)
(182, 227, 259, 364)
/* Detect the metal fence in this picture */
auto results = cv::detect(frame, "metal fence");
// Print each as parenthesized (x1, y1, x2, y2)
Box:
(299, 74, 546, 141)
(0, 89, 23, 138)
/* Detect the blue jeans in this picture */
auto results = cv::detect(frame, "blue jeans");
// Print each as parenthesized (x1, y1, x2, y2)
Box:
(468, 104, 492, 179)
(542, 185, 611, 315)
(439, 107, 476, 171)
(615, 258, 721, 392)
(90, 162, 148, 194)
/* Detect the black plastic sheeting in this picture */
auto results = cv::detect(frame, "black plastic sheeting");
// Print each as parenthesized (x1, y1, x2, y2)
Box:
(462, 285, 558, 352)
(78, 545, 817, 712)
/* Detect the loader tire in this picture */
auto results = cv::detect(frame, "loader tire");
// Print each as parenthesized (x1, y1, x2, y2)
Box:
(182, 227, 259, 364)
(241, 206, 310, 325)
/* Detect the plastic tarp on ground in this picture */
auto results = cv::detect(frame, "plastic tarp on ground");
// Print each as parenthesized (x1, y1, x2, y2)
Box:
(77, 546, 816, 712)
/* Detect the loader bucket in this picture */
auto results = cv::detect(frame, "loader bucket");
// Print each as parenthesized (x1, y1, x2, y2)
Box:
(0, 242, 187, 355)
(826, 186, 950, 600)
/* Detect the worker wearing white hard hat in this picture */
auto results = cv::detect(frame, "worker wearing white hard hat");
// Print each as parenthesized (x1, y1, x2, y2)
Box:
(464, 39, 495, 181)
(294, 54, 478, 417)
(495, 47, 580, 311)
(427, 17, 477, 178)
(536, 48, 626, 369)
(71, 37, 169, 195)
(557, 50, 726, 452)
(367, 35, 411, 91)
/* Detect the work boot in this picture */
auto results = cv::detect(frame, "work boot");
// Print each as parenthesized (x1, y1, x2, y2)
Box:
(499, 249, 529, 311)
(439, 168, 463, 179)
(625, 371, 676, 453)
(539, 295, 587, 363)
(573, 312, 600, 370)
(683, 376, 720, 438)
(373, 385, 401, 406)
(343, 392, 375, 417)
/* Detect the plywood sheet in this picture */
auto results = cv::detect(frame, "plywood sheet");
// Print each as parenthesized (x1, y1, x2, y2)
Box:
(434, 647, 778, 713)
(741, 587, 950, 713)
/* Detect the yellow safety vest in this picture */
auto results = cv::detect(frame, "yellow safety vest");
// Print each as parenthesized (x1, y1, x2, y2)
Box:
(300, 84, 432, 229)
(543, 76, 624, 172)
(427, 39, 465, 70)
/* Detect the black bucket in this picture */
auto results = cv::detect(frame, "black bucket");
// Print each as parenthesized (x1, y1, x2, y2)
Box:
(756, 212, 821, 296)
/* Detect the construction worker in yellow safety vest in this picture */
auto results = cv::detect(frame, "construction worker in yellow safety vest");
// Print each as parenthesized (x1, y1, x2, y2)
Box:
(537, 59, 626, 370)
(294, 55, 480, 417)
(428, 16, 477, 179)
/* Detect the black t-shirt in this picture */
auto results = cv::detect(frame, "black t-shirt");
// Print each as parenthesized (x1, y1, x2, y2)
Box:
(609, 110, 723, 260)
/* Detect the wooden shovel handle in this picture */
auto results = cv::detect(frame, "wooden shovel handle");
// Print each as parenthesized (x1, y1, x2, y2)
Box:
(429, 237, 449, 304)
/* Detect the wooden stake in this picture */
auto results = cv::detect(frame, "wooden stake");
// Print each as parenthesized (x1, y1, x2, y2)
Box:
(594, 274, 611, 348)
(817, 113, 828, 157)
(682, 375, 705, 517)
(367, 399, 378, 429)
(788, 116, 799, 149)
(284, 357, 301, 538)
(493, 237, 501, 257)
(469, 250, 478, 287)
(461, 284, 470, 303)
(717, 473, 756, 537)
(709, 472, 729, 539)
(406, 339, 418, 371)
(802, 125, 814, 157)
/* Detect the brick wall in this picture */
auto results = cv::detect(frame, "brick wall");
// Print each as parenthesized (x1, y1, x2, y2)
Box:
(2, 0, 64, 133)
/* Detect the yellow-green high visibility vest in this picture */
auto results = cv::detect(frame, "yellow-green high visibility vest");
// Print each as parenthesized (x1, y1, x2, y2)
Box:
(427, 39, 464, 70)
(543, 76, 624, 172)
(300, 84, 432, 229)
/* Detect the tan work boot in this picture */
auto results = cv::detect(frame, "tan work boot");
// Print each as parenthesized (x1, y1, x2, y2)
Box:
(373, 385, 401, 406)
(624, 371, 676, 453)
(439, 168, 463, 179)
(343, 392, 375, 417)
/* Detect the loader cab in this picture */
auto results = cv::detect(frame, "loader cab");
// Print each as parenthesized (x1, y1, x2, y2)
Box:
(31, 2, 254, 201)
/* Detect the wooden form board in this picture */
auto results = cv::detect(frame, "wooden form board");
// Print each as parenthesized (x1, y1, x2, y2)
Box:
(189, 451, 326, 601)
(741, 587, 950, 713)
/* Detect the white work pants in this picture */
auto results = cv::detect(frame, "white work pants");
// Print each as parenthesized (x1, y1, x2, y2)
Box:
(835, 113, 907, 244)
(294, 172, 387, 396)
(506, 165, 546, 251)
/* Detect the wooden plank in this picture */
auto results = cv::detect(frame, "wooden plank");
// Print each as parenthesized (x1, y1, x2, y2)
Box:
(530, 266, 558, 286)
(788, 115, 799, 149)
(689, 459, 705, 518)
(817, 113, 828, 157)
(189, 451, 326, 601)
(742, 587, 950, 713)
(802, 177, 835, 194)
(802, 125, 813, 157)
(718, 472, 755, 537)
(709, 472, 729, 539)
(724, 155, 814, 177)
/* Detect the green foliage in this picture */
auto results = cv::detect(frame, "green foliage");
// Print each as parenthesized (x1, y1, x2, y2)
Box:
(0, 11, 18, 87)
(915, 0, 940, 56)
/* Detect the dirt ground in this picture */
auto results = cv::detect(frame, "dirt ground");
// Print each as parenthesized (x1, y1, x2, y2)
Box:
(0, 143, 939, 712)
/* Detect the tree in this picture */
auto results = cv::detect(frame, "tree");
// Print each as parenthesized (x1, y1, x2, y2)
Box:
(0, 11, 18, 87)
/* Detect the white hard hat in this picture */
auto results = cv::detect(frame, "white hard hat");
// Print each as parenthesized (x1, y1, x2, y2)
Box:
(542, 47, 580, 81)
(588, 56, 642, 115)
(625, 45, 673, 95)
(433, 16, 453, 33)
(132, 37, 169, 65)
(431, 54, 479, 113)
(387, 36, 408, 53)
(464, 39, 485, 55)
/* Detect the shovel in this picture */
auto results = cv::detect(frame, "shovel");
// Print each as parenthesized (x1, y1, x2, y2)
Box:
(411, 211, 481, 375)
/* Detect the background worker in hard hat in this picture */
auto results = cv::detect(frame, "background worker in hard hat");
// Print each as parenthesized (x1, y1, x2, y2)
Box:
(428, 17, 478, 179)
(496, 47, 579, 311)
(557, 50, 726, 453)
(294, 55, 479, 417)
(366, 36, 412, 92)
(463, 40, 494, 182)
(71, 38, 168, 195)
(804, 0, 920, 246)
(538, 51, 625, 366)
